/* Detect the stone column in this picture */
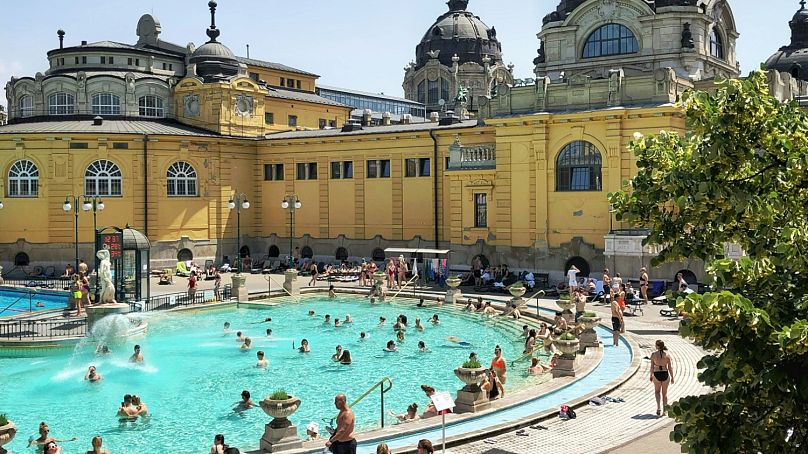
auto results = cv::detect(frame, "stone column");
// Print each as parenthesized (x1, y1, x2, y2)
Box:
(231, 273, 248, 301)
(283, 270, 300, 296)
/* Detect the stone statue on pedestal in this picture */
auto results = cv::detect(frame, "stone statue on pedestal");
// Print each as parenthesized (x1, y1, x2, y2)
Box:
(96, 249, 117, 304)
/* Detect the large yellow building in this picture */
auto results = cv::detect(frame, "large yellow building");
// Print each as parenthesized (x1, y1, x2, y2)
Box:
(1, 0, 801, 282)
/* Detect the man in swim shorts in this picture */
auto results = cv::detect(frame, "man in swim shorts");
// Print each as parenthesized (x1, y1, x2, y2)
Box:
(325, 394, 356, 454)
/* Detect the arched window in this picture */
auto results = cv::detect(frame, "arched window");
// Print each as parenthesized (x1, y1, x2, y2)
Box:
(582, 24, 638, 59)
(48, 92, 75, 115)
(301, 246, 314, 259)
(441, 78, 450, 104)
(268, 245, 280, 258)
(177, 248, 194, 262)
(14, 252, 30, 267)
(556, 141, 602, 192)
(166, 161, 198, 197)
(417, 81, 426, 104)
(91, 93, 121, 115)
(8, 160, 39, 197)
(335, 247, 349, 261)
(709, 29, 724, 59)
(792, 66, 801, 79)
(19, 95, 34, 117)
(138, 95, 164, 117)
(85, 160, 123, 196)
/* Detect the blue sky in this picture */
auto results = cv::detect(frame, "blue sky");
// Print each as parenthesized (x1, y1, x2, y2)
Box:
(0, 0, 798, 108)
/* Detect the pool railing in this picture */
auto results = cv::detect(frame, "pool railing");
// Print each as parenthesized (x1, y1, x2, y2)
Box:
(1, 277, 72, 291)
(0, 317, 88, 340)
(128, 285, 232, 312)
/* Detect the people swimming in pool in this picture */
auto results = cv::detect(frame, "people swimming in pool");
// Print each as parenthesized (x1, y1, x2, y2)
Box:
(340, 350, 353, 365)
(223, 321, 231, 334)
(384, 340, 398, 352)
(334, 318, 342, 327)
(299, 339, 311, 353)
(324, 315, 331, 325)
(418, 341, 430, 352)
(130, 395, 149, 417)
(95, 344, 110, 355)
(415, 318, 425, 331)
(396, 330, 406, 343)
(331, 345, 344, 362)
(240, 337, 252, 350)
(388, 403, 420, 423)
(266, 328, 272, 337)
(308, 310, 316, 316)
(328, 285, 336, 299)
(256, 350, 269, 368)
(378, 316, 386, 327)
(84, 365, 102, 382)
(236, 331, 246, 342)
(129, 344, 143, 363)
(235, 390, 257, 411)
(360, 332, 367, 340)
(252, 317, 272, 324)
(446, 336, 472, 347)
(430, 314, 440, 325)
(116, 395, 133, 418)
(344, 314, 353, 323)
(28, 421, 77, 448)
(35, 301, 45, 308)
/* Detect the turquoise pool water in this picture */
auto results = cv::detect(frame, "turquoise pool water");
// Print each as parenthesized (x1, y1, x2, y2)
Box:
(0, 287, 68, 316)
(0, 296, 552, 454)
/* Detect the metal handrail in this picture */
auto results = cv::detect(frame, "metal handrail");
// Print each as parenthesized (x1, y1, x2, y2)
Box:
(328, 376, 394, 428)
(0, 291, 35, 315)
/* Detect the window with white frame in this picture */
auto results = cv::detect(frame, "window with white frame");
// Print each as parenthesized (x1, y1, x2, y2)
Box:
(166, 161, 198, 197)
(138, 95, 164, 117)
(19, 95, 34, 117)
(48, 92, 75, 115)
(85, 160, 123, 197)
(91, 93, 121, 115)
(8, 160, 39, 197)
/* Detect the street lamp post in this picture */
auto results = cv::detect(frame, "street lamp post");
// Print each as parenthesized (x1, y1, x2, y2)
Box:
(63, 195, 82, 273)
(608, 204, 615, 234)
(63, 195, 105, 279)
(83, 196, 105, 301)
(228, 193, 250, 274)
(281, 195, 302, 268)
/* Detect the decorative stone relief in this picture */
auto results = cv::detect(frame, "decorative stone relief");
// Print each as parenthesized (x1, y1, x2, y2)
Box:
(234, 94, 253, 117)
(184, 94, 200, 117)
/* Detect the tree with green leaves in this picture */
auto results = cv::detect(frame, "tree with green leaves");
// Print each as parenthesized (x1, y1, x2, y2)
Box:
(609, 70, 808, 453)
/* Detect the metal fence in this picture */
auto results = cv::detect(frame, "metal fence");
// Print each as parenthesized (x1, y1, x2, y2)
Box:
(128, 285, 232, 312)
(1, 278, 73, 291)
(0, 318, 88, 340)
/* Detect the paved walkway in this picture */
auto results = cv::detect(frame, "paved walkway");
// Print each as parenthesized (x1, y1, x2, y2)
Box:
(447, 334, 707, 454)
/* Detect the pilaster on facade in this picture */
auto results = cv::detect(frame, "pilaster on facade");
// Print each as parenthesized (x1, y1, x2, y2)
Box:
(391, 159, 404, 240)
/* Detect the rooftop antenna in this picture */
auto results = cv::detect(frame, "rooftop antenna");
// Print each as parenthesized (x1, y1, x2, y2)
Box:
(246, 44, 250, 59)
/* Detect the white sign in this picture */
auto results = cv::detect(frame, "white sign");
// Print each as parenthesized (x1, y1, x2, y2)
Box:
(431, 391, 455, 413)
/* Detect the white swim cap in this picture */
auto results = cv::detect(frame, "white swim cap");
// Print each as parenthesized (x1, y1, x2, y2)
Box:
(307, 422, 319, 432)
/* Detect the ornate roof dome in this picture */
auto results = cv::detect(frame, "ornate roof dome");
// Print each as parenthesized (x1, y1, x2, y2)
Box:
(190, 1, 239, 83)
(414, 0, 503, 70)
(765, 1, 808, 80)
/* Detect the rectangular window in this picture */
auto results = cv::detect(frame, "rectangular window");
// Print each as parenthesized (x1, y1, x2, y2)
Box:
(265, 112, 274, 124)
(162, 63, 167, 70)
(319, 119, 327, 129)
(331, 161, 353, 179)
(249, 72, 259, 82)
(69, 142, 88, 149)
(297, 162, 317, 180)
(168, 63, 173, 71)
(329, 120, 337, 128)
(331, 161, 342, 179)
(264, 164, 284, 181)
(419, 158, 431, 177)
(367, 160, 378, 179)
(280, 77, 285, 86)
(474, 193, 488, 228)
(287, 79, 295, 88)
(75, 57, 80, 64)
(82, 56, 87, 64)
(112, 142, 129, 150)
(405, 158, 417, 177)
(343, 161, 353, 179)
(288, 115, 298, 127)
(570, 167, 591, 191)
(128, 58, 133, 65)
(135, 58, 139, 66)
(380, 160, 390, 178)
(109, 56, 114, 64)
(445, 156, 450, 171)
(296, 80, 301, 89)
(100, 56, 106, 64)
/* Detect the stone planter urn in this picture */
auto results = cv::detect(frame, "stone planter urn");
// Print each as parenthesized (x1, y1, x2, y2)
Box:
(578, 315, 601, 352)
(552, 337, 580, 378)
(446, 277, 462, 304)
(373, 272, 386, 286)
(231, 273, 247, 301)
(556, 338, 580, 357)
(556, 298, 574, 323)
(508, 285, 527, 299)
(283, 270, 300, 297)
(0, 419, 17, 454)
(454, 366, 490, 413)
(259, 395, 302, 452)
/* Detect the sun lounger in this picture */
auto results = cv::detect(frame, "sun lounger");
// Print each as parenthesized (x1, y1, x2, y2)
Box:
(176, 261, 190, 277)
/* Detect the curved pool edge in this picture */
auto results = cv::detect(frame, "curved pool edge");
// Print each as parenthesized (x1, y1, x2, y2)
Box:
(236, 290, 640, 454)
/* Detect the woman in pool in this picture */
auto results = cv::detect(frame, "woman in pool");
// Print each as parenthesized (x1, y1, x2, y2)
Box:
(396, 330, 405, 343)
(210, 434, 227, 454)
(84, 365, 102, 382)
(388, 402, 420, 423)
(86, 435, 109, 454)
(299, 339, 311, 353)
(331, 345, 344, 362)
(490, 345, 507, 384)
(130, 395, 149, 417)
(538, 324, 557, 355)
(308, 310, 316, 316)
(384, 340, 397, 352)
(360, 332, 367, 340)
(420, 385, 438, 418)
(528, 357, 550, 375)
(481, 369, 505, 400)
(340, 350, 353, 365)
(418, 341, 430, 352)
(334, 318, 342, 327)
(345, 314, 353, 323)
(430, 314, 440, 325)
(223, 321, 231, 334)
(415, 317, 425, 331)
(28, 422, 76, 448)
(324, 314, 331, 325)
(328, 284, 336, 299)
(266, 328, 272, 337)
(378, 316, 386, 327)
(236, 331, 246, 342)
(44, 441, 62, 454)
(524, 329, 537, 355)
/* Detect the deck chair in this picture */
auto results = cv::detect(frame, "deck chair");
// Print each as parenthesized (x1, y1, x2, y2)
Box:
(649, 280, 665, 298)
(176, 261, 190, 277)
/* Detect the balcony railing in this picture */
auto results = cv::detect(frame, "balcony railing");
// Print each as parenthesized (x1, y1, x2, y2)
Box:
(447, 143, 497, 170)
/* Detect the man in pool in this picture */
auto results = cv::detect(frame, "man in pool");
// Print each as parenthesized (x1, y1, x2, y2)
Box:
(384, 340, 398, 352)
(359, 332, 367, 340)
(117, 394, 133, 418)
(129, 345, 143, 363)
(378, 316, 386, 327)
(308, 310, 316, 316)
(266, 328, 272, 337)
(324, 314, 331, 325)
(84, 365, 102, 382)
(236, 390, 257, 411)
(236, 331, 246, 342)
(223, 321, 231, 334)
(325, 393, 356, 454)
(256, 350, 269, 368)
(240, 337, 252, 350)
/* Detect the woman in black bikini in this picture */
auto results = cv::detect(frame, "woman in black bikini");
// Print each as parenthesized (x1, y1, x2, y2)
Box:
(639, 267, 650, 305)
(650, 339, 674, 416)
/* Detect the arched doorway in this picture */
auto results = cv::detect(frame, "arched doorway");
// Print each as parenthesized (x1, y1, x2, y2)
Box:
(177, 248, 193, 262)
(14, 252, 30, 267)
(335, 247, 349, 261)
(301, 246, 314, 259)
(268, 245, 280, 258)
(674, 269, 698, 285)
(372, 248, 385, 261)
(239, 246, 251, 258)
(471, 254, 490, 269)
(564, 256, 591, 278)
